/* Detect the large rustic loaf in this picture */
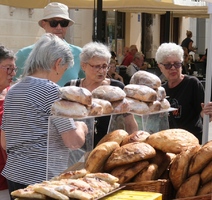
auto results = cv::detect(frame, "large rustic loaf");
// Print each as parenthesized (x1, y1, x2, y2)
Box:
(130, 70, 161, 89)
(188, 140, 212, 176)
(92, 85, 126, 102)
(51, 100, 88, 118)
(104, 142, 156, 171)
(200, 160, 212, 185)
(124, 84, 157, 103)
(92, 98, 113, 114)
(59, 86, 92, 106)
(125, 97, 149, 114)
(145, 128, 200, 154)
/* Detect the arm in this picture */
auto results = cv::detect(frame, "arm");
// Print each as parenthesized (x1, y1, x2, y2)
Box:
(61, 121, 88, 150)
(124, 114, 138, 134)
(1, 130, 6, 150)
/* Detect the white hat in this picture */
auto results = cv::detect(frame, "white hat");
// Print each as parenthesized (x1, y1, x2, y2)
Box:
(38, 2, 75, 27)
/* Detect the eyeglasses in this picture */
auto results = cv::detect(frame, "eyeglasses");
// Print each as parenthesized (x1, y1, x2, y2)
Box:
(0, 65, 17, 75)
(161, 62, 182, 70)
(44, 19, 70, 28)
(87, 63, 110, 71)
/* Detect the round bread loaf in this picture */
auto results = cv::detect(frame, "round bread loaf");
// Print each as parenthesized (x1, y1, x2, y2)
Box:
(110, 161, 149, 184)
(130, 70, 161, 89)
(125, 97, 149, 114)
(156, 86, 166, 101)
(59, 86, 92, 106)
(124, 84, 157, 103)
(148, 100, 161, 112)
(145, 128, 200, 154)
(160, 98, 170, 110)
(111, 98, 130, 114)
(85, 141, 119, 173)
(197, 181, 212, 196)
(92, 98, 113, 114)
(92, 85, 126, 102)
(121, 130, 150, 146)
(176, 174, 200, 198)
(97, 129, 128, 146)
(169, 145, 200, 190)
(200, 160, 212, 185)
(51, 100, 88, 118)
(104, 142, 156, 171)
(188, 140, 212, 176)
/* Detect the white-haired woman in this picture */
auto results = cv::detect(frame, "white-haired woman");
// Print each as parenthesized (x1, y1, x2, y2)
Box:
(65, 41, 138, 147)
(155, 42, 204, 144)
(1, 33, 88, 196)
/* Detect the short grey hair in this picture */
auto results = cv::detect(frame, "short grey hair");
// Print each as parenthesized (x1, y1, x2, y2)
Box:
(0, 45, 15, 62)
(80, 42, 111, 63)
(133, 52, 144, 60)
(155, 42, 183, 64)
(22, 33, 73, 77)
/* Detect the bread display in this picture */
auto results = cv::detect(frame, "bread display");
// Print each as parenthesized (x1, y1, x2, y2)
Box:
(130, 70, 161, 89)
(92, 98, 113, 114)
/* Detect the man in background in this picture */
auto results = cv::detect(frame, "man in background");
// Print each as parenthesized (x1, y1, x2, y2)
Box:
(14, 2, 84, 86)
(121, 45, 138, 66)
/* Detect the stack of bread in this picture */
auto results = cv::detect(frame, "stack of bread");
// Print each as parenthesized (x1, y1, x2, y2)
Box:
(126, 70, 170, 114)
(51, 85, 130, 118)
(84, 128, 212, 199)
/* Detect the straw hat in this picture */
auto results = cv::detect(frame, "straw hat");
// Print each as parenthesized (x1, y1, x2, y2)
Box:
(38, 2, 75, 27)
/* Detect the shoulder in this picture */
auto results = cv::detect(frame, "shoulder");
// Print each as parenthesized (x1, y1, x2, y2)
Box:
(66, 43, 82, 53)
(16, 44, 35, 56)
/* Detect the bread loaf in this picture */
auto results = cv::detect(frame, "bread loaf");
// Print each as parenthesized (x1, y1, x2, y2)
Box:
(92, 85, 126, 102)
(104, 142, 156, 171)
(130, 71, 161, 89)
(200, 160, 212, 185)
(88, 102, 103, 116)
(111, 98, 130, 114)
(124, 84, 157, 103)
(51, 100, 88, 118)
(92, 98, 113, 114)
(145, 128, 200, 154)
(125, 97, 149, 114)
(156, 86, 166, 101)
(59, 86, 92, 106)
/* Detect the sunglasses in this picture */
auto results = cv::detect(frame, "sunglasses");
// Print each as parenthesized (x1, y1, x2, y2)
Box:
(44, 19, 70, 28)
(87, 63, 110, 71)
(161, 62, 182, 70)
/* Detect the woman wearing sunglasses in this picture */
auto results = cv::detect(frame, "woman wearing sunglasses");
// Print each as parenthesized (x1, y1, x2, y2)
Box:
(155, 42, 204, 144)
(65, 42, 138, 147)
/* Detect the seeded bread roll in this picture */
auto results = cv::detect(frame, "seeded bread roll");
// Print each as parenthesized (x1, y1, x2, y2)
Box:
(124, 84, 157, 103)
(59, 86, 92, 106)
(130, 70, 161, 89)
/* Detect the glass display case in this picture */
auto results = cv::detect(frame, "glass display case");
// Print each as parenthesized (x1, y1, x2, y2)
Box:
(46, 109, 174, 180)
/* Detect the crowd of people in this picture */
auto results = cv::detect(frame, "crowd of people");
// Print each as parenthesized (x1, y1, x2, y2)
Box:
(0, 2, 212, 200)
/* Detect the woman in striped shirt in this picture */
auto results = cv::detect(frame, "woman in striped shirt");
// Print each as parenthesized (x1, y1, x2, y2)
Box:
(1, 33, 88, 198)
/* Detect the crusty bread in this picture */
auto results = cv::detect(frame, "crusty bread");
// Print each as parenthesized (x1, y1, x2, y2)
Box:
(188, 140, 212, 176)
(145, 128, 200, 154)
(176, 174, 200, 198)
(85, 141, 119, 173)
(51, 100, 88, 118)
(169, 145, 201, 190)
(59, 86, 92, 106)
(160, 98, 170, 110)
(97, 129, 129, 146)
(111, 98, 130, 114)
(130, 70, 161, 89)
(92, 98, 113, 114)
(200, 160, 212, 185)
(110, 161, 149, 184)
(133, 163, 158, 182)
(88, 102, 103, 116)
(104, 142, 156, 171)
(197, 181, 212, 196)
(156, 86, 166, 101)
(121, 130, 150, 146)
(124, 84, 157, 103)
(125, 97, 150, 114)
(92, 85, 126, 102)
(148, 100, 161, 112)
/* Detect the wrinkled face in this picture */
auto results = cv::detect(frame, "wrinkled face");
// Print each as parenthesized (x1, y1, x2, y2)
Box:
(41, 17, 69, 39)
(158, 55, 182, 82)
(81, 57, 109, 83)
(0, 58, 16, 91)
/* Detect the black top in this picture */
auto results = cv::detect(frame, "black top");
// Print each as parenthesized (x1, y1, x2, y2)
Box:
(163, 75, 204, 143)
(181, 37, 193, 52)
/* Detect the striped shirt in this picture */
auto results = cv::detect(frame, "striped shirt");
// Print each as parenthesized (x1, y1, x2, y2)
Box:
(2, 76, 76, 185)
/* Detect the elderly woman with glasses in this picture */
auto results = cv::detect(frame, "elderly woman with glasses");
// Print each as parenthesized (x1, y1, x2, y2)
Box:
(65, 41, 138, 147)
(1, 33, 88, 195)
(155, 42, 204, 144)
(0, 45, 16, 200)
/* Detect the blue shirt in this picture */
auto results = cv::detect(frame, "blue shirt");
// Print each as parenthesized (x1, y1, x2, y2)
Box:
(14, 41, 85, 86)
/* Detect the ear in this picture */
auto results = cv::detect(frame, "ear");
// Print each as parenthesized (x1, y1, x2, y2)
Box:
(81, 61, 86, 71)
(54, 58, 63, 73)
(158, 63, 163, 71)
